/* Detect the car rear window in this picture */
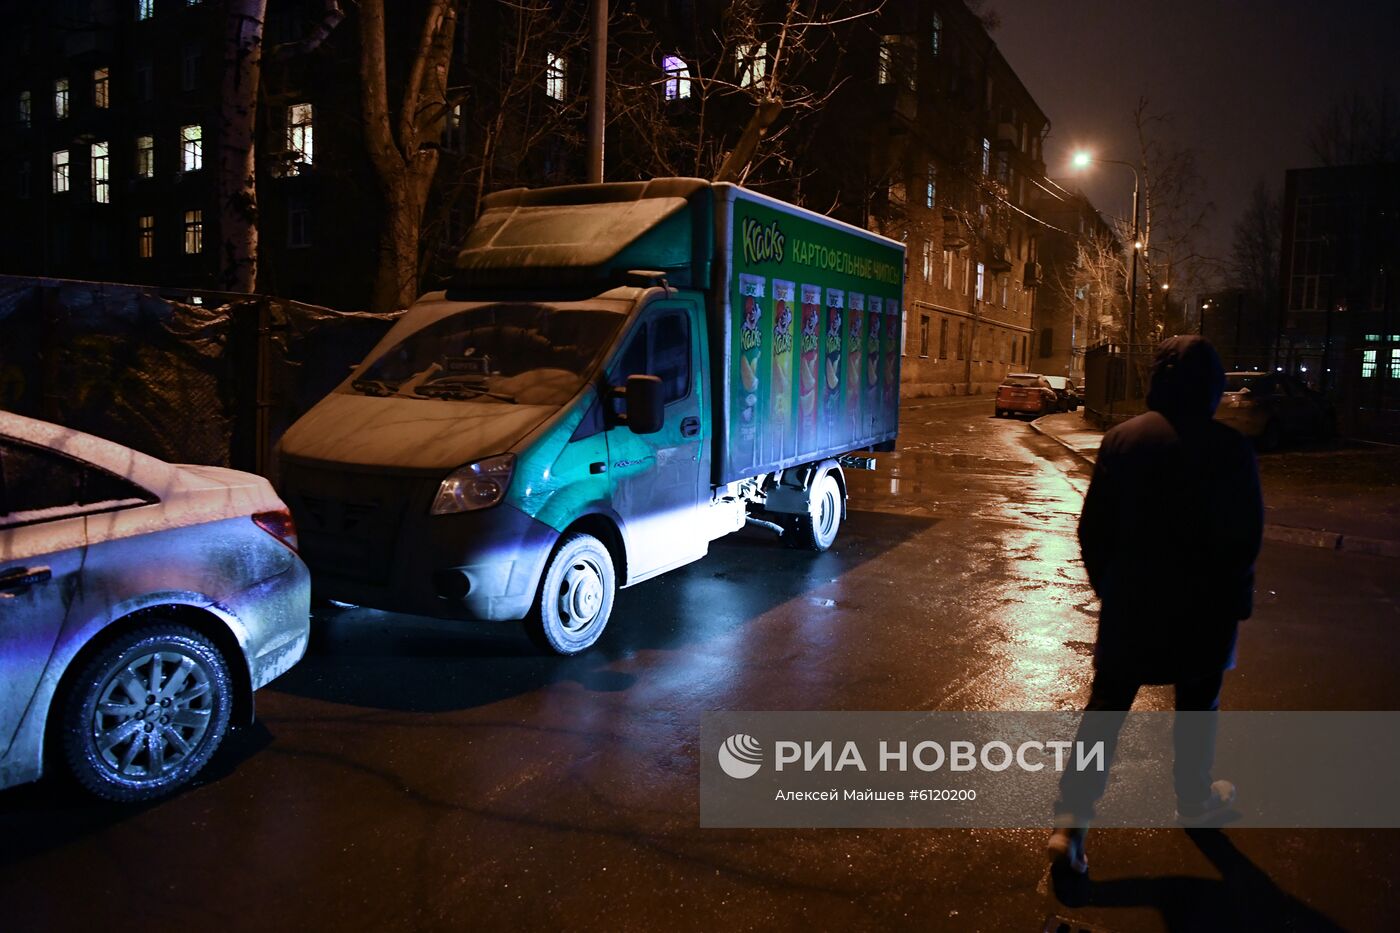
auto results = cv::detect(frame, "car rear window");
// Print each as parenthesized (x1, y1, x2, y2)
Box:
(1001, 375, 1043, 387)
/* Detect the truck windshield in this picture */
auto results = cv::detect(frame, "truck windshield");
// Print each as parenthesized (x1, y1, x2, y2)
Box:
(352, 303, 624, 406)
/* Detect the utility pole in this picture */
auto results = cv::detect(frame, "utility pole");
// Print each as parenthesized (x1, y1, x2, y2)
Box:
(586, 0, 606, 184)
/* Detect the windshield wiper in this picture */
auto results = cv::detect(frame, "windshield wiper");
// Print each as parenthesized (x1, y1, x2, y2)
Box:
(351, 378, 400, 397)
(413, 384, 517, 403)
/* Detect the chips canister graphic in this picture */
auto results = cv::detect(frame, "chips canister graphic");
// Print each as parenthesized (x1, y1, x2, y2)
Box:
(737, 273, 767, 461)
(822, 288, 844, 449)
(769, 279, 796, 460)
(883, 299, 900, 423)
(866, 295, 883, 391)
(798, 283, 822, 450)
(846, 293, 864, 433)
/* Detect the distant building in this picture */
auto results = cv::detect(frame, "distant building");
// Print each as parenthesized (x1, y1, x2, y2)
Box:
(1196, 287, 1273, 373)
(1029, 187, 1124, 380)
(1278, 162, 1400, 439)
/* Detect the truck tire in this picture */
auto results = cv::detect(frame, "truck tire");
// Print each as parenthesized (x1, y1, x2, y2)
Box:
(526, 533, 616, 655)
(60, 623, 234, 802)
(790, 472, 843, 552)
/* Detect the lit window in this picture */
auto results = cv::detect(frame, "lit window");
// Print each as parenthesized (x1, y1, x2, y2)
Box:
(1000, 274, 1008, 307)
(52, 149, 70, 192)
(443, 102, 464, 150)
(138, 215, 154, 258)
(982, 138, 990, 175)
(878, 36, 895, 84)
(181, 124, 202, 171)
(662, 55, 691, 100)
(1361, 349, 1377, 379)
(286, 103, 314, 168)
(1391, 349, 1400, 380)
(18, 90, 31, 127)
(184, 209, 203, 254)
(976, 262, 985, 301)
(941, 250, 952, 289)
(54, 79, 69, 119)
(136, 135, 154, 177)
(922, 240, 933, 282)
(94, 67, 110, 108)
(288, 201, 311, 247)
(931, 13, 942, 55)
(137, 0, 153, 20)
(736, 41, 767, 88)
(545, 51, 566, 101)
(925, 162, 936, 208)
(91, 141, 110, 203)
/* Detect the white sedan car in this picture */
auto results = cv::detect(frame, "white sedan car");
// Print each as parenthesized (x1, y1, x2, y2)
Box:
(0, 412, 311, 801)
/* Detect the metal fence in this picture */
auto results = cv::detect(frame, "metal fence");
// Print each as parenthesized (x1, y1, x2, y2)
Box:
(1082, 341, 1153, 429)
(0, 276, 400, 474)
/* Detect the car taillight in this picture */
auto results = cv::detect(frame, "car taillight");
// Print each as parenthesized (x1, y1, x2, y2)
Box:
(253, 508, 299, 552)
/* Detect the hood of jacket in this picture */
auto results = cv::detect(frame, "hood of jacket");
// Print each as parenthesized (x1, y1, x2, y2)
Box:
(1146, 335, 1226, 419)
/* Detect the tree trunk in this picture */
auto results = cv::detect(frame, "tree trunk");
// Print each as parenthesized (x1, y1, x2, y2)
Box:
(218, 0, 267, 294)
(358, 0, 455, 312)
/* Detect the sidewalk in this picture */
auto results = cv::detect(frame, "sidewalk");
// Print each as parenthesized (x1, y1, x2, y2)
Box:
(1032, 410, 1400, 558)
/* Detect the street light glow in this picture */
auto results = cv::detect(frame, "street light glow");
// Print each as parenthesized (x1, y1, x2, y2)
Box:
(1071, 151, 1092, 169)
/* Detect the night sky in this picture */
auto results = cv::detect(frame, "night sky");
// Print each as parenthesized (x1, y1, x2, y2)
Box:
(995, 0, 1400, 265)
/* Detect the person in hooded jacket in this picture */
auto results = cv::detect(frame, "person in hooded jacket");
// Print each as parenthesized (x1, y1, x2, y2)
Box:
(1048, 335, 1264, 875)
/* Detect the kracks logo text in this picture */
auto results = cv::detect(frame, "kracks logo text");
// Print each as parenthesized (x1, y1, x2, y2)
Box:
(718, 733, 763, 779)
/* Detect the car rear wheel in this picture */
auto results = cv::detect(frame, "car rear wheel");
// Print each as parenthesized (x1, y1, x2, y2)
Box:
(526, 533, 616, 655)
(60, 624, 233, 802)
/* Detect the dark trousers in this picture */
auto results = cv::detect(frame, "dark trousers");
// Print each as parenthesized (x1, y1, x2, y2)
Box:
(1054, 669, 1224, 823)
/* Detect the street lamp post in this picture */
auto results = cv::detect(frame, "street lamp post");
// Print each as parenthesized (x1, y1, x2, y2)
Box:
(1073, 152, 1141, 397)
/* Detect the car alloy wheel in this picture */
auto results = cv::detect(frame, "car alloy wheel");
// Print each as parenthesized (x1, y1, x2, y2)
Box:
(62, 624, 233, 802)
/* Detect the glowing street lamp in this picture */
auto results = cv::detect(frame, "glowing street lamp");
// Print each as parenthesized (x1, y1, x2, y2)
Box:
(1073, 149, 1143, 389)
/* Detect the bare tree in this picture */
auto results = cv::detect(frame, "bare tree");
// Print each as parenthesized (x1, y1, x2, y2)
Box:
(1230, 179, 1281, 308)
(1308, 82, 1400, 166)
(217, 0, 267, 294)
(1047, 227, 1127, 345)
(358, 0, 458, 312)
(1131, 98, 1213, 340)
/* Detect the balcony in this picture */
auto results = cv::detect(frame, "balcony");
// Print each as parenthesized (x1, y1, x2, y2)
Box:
(943, 211, 970, 250)
(1023, 261, 1042, 288)
(985, 242, 1012, 272)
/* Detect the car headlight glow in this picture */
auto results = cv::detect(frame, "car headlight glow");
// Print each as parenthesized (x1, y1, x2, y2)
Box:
(430, 454, 515, 515)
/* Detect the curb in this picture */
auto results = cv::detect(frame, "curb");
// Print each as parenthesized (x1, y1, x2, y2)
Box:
(1028, 416, 1097, 468)
(1029, 418, 1400, 559)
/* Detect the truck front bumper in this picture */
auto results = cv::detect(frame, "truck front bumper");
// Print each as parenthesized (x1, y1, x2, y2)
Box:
(281, 462, 557, 621)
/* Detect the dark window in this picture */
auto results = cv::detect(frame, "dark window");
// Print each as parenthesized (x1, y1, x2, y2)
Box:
(957, 322, 966, 360)
(919, 314, 930, 357)
(938, 318, 948, 358)
(0, 438, 154, 527)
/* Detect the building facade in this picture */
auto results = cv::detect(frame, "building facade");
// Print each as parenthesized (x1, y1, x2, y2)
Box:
(3, 0, 1070, 400)
(1278, 162, 1400, 439)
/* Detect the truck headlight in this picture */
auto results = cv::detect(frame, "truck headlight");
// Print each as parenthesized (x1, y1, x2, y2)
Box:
(430, 454, 515, 514)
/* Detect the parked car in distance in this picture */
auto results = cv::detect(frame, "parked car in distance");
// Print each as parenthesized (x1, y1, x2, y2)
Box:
(1215, 371, 1336, 449)
(1, 412, 311, 801)
(1042, 375, 1080, 412)
(995, 373, 1058, 418)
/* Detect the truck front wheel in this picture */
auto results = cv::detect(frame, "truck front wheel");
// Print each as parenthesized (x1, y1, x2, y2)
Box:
(790, 472, 843, 552)
(526, 533, 616, 655)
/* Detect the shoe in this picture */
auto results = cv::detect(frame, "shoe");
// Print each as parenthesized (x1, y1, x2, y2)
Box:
(1047, 827, 1089, 874)
(1176, 780, 1237, 826)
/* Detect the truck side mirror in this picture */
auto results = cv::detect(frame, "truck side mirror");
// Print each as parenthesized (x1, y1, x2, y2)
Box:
(618, 375, 665, 435)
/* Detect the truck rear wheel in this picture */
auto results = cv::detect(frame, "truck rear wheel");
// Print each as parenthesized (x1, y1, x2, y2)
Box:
(525, 533, 616, 655)
(790, 472, 843, 552)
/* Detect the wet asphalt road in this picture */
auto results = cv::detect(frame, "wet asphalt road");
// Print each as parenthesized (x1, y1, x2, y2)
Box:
(4, 397, 1399, 932)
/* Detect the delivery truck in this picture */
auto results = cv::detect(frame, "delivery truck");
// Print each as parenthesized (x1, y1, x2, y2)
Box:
(277, 178, 904, 654)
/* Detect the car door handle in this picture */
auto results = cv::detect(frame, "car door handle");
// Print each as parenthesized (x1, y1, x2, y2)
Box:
(680, 416, 700, 438)
(0, 566, 51, 594)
